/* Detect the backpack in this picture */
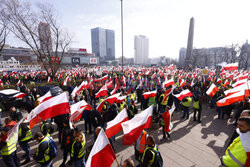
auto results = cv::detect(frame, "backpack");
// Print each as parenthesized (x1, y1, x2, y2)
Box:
(47, 138, 58, 159)
(149, 147, 163, 167)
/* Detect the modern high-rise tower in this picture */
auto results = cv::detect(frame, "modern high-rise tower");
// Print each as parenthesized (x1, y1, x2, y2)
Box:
(134, 35, 149, 65)
(38, 22, 52, 51)
(91, 27, 115, 62)
(185, 17, 194, 67)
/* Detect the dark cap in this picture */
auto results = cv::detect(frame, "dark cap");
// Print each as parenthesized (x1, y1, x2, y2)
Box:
(33, 132, 43, 140)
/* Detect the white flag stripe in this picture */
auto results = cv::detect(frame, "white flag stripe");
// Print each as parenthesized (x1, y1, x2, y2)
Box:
(106, 108, 128, 130)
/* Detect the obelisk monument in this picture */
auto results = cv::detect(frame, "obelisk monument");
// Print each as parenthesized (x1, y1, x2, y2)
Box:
(185, 17, 194, 68)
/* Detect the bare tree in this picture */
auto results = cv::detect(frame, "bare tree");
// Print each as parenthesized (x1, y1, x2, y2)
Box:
(0, 4, 9, 53)
(238, 42, 250, 70)
(0, 0, 72, 77)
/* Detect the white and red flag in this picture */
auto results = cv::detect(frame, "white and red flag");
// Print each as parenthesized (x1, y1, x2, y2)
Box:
(77, 80, 88, 93)
(217, 78, 222, 84)
(116, 95, 126, 103)
(13, 92, 27, 99)
(105, 108, 129, 139)
(121, 105, 153, 145)
(94, 75, 108, 82)
(190, 78, 195, 87)
(95, 85, 108, 98)
(206, 83, 219, 98)
(0, 79, 3, 87)
(96, 93, 121, 112)
(71, 86, 79, 98)
(62, 76, 69, 86)
(163, 78, 174, 88)
(143, 90, 157, 99)
(85, 129, 116, 167)
(224, 62, 238, 71)
(105, 81, 113, 89)
(38, 91, 52, 103)
(17, 80, 21, 87)
(122, 76, 126, 87)
(224, 79, 230, 87)
(162, 107, 175, 132)
(110, 84, 118, 95)
(48, 76, 52, 83)
(217, 91, 245, 107)
(232, 79, 247, 88)
(27, 92, 70, 129)
(180, 80, 186, 87)
(174, 89, 193, 101)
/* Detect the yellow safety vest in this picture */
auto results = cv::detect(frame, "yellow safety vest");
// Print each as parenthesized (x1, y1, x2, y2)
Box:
(222, 137, 247, 167)
(141, 145, 158, 167)
(36, 137, 51, 163)
(18, 125, 32, 142)
(148, 97, 157, 107)
(71, 140, 86, 159)
(160, 94, 168, 106)
(1, 136, 17, 156)
(182, 97, 192, 107)
(193, 100, 200, 109)
(119, 102, 125, 112)
(131, 93, 136, 101)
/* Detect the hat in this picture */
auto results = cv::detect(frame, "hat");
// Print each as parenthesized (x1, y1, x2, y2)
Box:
(33, 132, 43, 140)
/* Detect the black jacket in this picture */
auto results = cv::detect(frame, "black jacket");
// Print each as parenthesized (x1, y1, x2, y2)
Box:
(33, 138, 51, 164)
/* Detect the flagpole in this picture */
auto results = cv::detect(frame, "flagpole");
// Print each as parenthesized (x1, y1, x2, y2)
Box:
(120, 0, 124, 74)
(115, 158, 120, 167)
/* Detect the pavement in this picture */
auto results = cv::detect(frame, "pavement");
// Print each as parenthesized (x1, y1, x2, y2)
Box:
(0, 102, 235, 167)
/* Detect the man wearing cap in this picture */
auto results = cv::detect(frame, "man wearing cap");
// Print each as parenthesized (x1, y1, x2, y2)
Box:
(33, 132, 53, 167)
(18, 121, 32, 165)
(0, 126, 20, 167)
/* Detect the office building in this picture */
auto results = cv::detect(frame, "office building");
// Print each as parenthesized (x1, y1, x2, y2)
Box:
(134, 35, 149, 65)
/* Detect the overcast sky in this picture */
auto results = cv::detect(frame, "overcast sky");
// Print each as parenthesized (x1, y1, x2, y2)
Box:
(20, 0, 250, 59)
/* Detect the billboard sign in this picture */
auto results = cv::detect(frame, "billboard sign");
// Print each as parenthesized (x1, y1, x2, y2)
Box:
(90, 58, 97, 64)
(72, 57, 80, 65)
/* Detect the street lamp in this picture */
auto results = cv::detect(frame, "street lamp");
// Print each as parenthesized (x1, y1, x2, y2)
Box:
(120, 0, 124, 74)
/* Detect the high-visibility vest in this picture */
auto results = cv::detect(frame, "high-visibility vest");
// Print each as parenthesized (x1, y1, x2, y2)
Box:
(71, 139, 86, 159)
(182, 97, 192, 107)
(193, 100, 200, 109)
(36, 137, 51, 163)
(160, 94, 168, 106)
(19, 125, 32, 142)
(139, 131, 147, 153)
(131, 93, 136, 101)
(222, 137, 247, 167)
(141, 145, 158, 166)
(148, 97, 156, 107)
(1, 135, 17, 156)
(119, 102, 125, 111)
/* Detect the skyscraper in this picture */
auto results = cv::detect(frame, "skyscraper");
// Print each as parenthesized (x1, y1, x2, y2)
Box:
(185, 17, 195, 67)
(91, 27, 115, 62)
(134, 35, 149, 65)
(38, 22, 52, 51)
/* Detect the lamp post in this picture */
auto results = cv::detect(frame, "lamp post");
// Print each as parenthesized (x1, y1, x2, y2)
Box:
(120, 0, 124, 74)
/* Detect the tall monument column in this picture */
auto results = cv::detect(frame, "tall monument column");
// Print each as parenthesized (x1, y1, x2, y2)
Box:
(185, 17, 194, 68)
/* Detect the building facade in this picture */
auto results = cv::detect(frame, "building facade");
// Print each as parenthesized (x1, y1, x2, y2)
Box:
(134, 35, 149, 65)
(179, 48, 186, 66)
(91, 27, 115, 63)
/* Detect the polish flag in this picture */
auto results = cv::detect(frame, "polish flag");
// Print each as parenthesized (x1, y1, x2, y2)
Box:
(38, 91, 52, 103)
(77, 80, 88, 93)
(163, 78, 174, 88)
(121, 105, 153, 145)
(180, 80, 186, 87)
(0, 79, 3, 87)
(224, 79, 230, 87)
(95, 75, 108, 82)
(116, 95, 126, 103)
(27, 92, 70, 129)
(13, 92, 27, 99)
(6, 118, 24, 145)
(96, 93, 121, 112)
(110, 84, 118, 95)
(69, 99, 92, 124)
(143, 90, 157, 99)
(85, 129, 116, 167)
(216, 91, 245, 107)
(48, 76, 52, 83)
(62, 76, 69, 86)
(95, 85, 108, 98)
(190, 78, 195, 87)
(105, 81, 113, 89)
(151, 73, 156, 79)
(224, 62, 238, 71)
(105, 108, 129, 138)
(232, 79, 247, 88)
(224, 82, 250, 97)
(217, 78, 222, 84)
(162, 107, 175, 132)
(206, 83, 219, 98)
(122, 76, 126, 87)
(174, 89, 193, 101)
(17, 80, 21, 87)
(71, 86, 79, 97)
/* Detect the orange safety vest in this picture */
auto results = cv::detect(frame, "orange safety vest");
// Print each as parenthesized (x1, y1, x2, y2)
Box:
(139, 131, 147, 153)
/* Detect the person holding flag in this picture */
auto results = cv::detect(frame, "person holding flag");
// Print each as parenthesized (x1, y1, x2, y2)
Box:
(181, 97, 192, 119)
(160, 106, 172, 140)
(193, 94, 202, 123)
